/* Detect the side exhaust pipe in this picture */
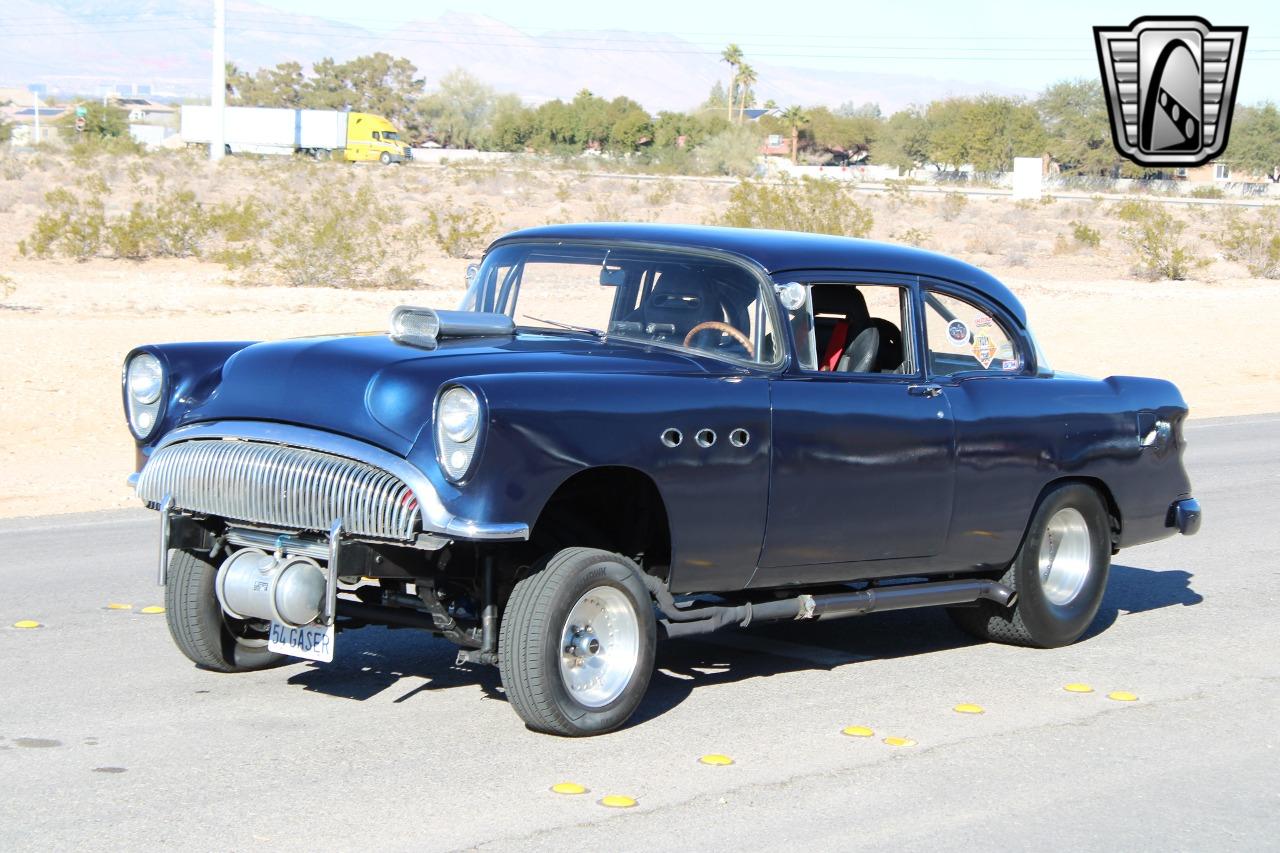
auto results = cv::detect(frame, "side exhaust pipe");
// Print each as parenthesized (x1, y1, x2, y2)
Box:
(650, 577, 1013, 640)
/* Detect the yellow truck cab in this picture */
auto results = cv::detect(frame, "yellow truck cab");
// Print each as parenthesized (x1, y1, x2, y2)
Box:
(344, 113, 411, 164)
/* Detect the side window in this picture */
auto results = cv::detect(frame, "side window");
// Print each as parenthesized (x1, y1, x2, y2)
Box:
(924, 291, 1022, 375)
(791, 283, 912, 374)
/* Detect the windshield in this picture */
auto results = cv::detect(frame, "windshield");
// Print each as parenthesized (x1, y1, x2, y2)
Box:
(460, 242, 782, 365)
(382, 131, 400, 141)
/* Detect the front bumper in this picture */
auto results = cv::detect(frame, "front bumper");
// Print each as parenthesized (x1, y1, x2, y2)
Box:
(1170, 498, 1202, 535)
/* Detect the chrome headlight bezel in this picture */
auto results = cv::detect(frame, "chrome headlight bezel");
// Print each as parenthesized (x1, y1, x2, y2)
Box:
(434, 385, 483, 483)
(122, 349, 167, 442)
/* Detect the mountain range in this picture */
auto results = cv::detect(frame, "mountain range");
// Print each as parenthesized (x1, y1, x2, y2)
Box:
(0, 1, 1028, 111)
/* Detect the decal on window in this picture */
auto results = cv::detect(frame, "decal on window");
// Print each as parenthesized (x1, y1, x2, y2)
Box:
(972, 335, 997, 368)
(947, 319, 970, 348)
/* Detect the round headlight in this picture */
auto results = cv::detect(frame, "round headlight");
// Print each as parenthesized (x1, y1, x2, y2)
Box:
(438, 387, 479, 443)
(127, 353, 163, 404)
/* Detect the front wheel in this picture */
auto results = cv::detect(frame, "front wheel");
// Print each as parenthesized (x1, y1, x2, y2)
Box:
(379, 151, 392, 165)
(165, 548, 288, 672)
(499, 548, 656, 736)
(948, 483, 1111, 648)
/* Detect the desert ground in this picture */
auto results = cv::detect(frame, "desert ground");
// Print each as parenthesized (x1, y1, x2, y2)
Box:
(1, 150, 1277, 518)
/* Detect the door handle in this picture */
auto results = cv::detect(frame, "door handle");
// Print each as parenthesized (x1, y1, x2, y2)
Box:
(907, 384, 942, 398)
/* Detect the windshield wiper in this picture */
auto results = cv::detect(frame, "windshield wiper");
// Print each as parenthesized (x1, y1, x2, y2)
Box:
(520, 315, 605, 338)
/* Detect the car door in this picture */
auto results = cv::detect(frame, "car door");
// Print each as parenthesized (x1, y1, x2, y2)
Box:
(755, 273, 957, 586)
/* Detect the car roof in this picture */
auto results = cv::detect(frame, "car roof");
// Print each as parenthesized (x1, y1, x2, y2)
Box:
(493, 222, 1027, 325)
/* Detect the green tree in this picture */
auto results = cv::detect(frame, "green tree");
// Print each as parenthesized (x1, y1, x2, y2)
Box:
(1224, 103, 1280, 178)
(487, 94, 533, 151)
(416, 69, 496, 148)
(736, 63, 758, 123)
(62, 102, 128, 138)
(926, 96, 1045, 172)
(780, 105, 809, 164)
(875, 108, 930, 171)
(720, 44, 743, 123)
(227, 60, 306, 107)
(1036, 79, 1118, 175)
(304, 53, 424, 128)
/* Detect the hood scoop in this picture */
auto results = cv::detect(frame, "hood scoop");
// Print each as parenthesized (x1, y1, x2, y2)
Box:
(389, 306, 515, 350)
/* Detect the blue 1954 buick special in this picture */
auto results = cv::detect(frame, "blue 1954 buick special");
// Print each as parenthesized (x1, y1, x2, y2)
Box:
(122, 223, 1199, 735)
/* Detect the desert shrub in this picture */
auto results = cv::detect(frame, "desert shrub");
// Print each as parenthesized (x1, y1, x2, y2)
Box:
(894, 227, 931, 247)
(0, 273, 14, 301)
(208, 197, 267, 243)
(721, 176, 873, 237)
(939, 192, 967, 221)
(1190, 185, 1225, 199)
(1118, 202, 1208, 280)
(1112, 199, 1149, 222)
(883, 178, 923, 207)
(1, 158, 26, 181)
(1070, 220, 1102, 248)
(645, 178, 680, 207)
(19, 180, 108, 260)
(271, 182, 426, 287)
(693, 125, 759, 177)
(426, 205, 496, 258)
(1219, 209, 1280, 278)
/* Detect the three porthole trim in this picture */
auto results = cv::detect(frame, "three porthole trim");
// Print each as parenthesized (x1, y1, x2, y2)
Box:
(662, 427, 750, 449)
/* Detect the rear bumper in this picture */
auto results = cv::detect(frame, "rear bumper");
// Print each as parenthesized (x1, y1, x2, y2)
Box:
(1169, 498, 1202, 536)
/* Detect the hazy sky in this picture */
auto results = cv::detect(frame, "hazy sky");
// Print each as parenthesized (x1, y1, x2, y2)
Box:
(258, 0, 1279, 103)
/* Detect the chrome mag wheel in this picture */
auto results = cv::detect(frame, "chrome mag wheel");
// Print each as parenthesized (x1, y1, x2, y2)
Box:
(558, 586, 641, 708)
(1038, 507, 1092, 606)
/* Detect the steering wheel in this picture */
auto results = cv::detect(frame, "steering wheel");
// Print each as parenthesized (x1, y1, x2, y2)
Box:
(683, 321, 753, 355)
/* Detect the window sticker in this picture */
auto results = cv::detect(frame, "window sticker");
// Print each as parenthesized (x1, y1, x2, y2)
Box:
(996, 341, 1014, 360)
(972, 334, 997, 368)
(946, 319, 970, 349)
(973, 315, 993, 328)
(1000, 358, 1022, 371)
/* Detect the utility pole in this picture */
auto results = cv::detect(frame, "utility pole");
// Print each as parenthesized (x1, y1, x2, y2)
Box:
(210, 0, 226, 162)
(32, 90, 40, 145)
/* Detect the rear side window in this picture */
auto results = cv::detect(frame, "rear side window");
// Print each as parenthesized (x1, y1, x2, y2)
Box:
(924, 291, 1022, 375)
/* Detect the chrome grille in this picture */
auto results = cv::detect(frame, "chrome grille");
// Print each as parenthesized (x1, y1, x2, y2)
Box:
(136, 439, 421, 541)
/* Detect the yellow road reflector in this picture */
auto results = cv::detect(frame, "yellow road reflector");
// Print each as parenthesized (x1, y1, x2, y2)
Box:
(1108, 691, 1139, 702)
(882, 736, 916, 747)
(1063, 683, 1094, 693)
(550, 782, 587, 795)
(841, 725, 874, 738)
(699, 754, 734, 766)
(106, 603, 132, 610)
(139, 606, 165, 614)
(599, 795, 637, 809)
(13, 620, 41, 629)
(953, 703, 984, 714)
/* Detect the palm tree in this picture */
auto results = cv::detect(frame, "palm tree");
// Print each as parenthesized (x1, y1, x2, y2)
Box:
(780, 105, 809, 164)
(720, 44, 743, 122)
(736, 64, 757, 123)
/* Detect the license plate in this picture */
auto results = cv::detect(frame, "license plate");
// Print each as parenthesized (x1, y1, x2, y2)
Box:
(268, 620, 335, 663)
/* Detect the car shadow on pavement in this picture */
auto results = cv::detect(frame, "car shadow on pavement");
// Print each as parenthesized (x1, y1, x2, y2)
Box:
(1083, 563, 1203, 639)
(280, 563, 1202, 726)
(284, 626, 504, 703)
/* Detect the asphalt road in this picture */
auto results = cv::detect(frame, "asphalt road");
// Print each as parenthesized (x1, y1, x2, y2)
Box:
(2, 414, 1278, 851)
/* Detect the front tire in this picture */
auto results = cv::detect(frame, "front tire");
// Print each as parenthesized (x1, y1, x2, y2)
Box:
(499, 548, 656, 736)
(379, 151, 393, 165)
(948, 483, 1111, 648)
(165, 548, 288, 672)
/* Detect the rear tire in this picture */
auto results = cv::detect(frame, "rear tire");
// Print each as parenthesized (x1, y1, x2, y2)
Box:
(499, 548, 656, 736)
(165, 548, 288, 672)
(948, 483, 1111, 648)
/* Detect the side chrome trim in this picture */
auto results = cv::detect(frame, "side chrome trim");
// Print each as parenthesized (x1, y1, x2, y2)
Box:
(147, 421, 530, 542)
(158, 495, 173, 587)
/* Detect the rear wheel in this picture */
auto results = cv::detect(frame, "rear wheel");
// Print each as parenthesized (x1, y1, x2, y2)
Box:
(948, 483, 1111, 648)
(499, 548, 656, 736)
(165, 548, 287, 672)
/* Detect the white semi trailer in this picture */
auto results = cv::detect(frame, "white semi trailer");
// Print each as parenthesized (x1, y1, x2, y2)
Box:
(180, 106, 409, 163)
